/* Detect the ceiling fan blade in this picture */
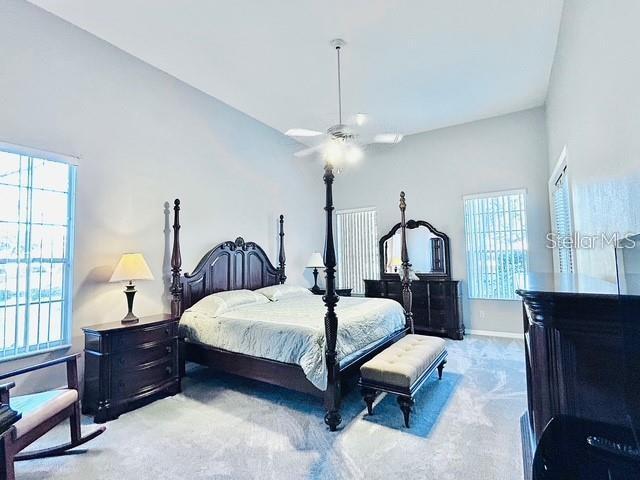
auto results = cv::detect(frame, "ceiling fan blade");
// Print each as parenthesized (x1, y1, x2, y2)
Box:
(294, 144, 325, 158)
(285, 128, 324, 137)
(373, 133, 404, 144)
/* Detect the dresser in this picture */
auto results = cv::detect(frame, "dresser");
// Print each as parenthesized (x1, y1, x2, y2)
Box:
(364, 279, 463, 339)
(82, 314, 181, 423)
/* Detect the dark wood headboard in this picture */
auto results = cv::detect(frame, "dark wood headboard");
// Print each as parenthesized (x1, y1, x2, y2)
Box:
(169, 199, 286, 315)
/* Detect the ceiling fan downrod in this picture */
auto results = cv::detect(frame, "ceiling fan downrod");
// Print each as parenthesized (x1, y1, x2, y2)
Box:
(331, 38, 346, 127)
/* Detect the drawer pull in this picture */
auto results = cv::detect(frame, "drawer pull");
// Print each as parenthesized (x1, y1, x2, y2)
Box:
(164, 328, 170, 336)
(165, 345, 172, 354)
(165, 366, 173, 375)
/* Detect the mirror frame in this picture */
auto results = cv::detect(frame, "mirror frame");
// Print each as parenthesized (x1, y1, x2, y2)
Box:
(379, 219, 451, 280)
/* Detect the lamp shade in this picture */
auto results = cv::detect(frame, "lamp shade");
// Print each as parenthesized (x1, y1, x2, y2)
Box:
(109, 253, 154, 282)
(306, 252, 325, 269)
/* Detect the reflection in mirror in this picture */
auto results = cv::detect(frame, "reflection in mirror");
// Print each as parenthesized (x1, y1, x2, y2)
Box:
(616, 233, 640, 295)
(383, 226, 445, 274)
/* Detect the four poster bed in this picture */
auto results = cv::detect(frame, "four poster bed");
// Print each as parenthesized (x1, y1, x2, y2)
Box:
(169, 167, 415, 431)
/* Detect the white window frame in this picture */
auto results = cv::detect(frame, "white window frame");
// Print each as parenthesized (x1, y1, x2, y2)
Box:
(0, 142, 77, 361)
(463, 188, 529, 301)
(335, 207, 379, 295)
(548, 146, 575, 275)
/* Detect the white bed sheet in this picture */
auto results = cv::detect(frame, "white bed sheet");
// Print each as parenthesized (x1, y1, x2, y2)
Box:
(179, 295, 406, 390)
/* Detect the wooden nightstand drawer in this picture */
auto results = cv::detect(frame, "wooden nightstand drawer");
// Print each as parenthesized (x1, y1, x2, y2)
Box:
(113, 359, 177, 399)
(112, 340, 176, 372)
(111, 322, 176, 352)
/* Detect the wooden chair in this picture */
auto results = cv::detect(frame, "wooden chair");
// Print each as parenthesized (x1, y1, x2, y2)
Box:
(0, 353, 105, 480)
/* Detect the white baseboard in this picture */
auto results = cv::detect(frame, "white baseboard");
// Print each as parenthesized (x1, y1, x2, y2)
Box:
(466, 329, 522, 339)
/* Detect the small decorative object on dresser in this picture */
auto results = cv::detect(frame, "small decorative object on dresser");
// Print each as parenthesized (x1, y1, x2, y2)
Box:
(109, 253, 154, 323)
(82, 314, 180, 423)
(364, 217, 464, 340)
(306, 252, 325, 294)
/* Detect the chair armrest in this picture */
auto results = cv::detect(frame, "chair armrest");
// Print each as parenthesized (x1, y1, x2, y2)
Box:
(0, 382, 15, 404)
(0, 353, 80, 382)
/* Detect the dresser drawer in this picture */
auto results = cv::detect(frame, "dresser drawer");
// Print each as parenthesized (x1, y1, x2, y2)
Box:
(111, 340, 177, 372)
(113, 359, 177, 399)
(110, 322, 176, 352)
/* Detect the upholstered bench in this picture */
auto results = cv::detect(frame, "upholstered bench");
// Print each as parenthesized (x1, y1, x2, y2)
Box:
(359, 334, 447, 427)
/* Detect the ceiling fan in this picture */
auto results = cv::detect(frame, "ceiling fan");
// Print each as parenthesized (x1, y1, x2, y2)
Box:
(286, 39, 404, 164)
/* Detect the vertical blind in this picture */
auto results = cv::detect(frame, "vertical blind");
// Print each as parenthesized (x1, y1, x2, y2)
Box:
(336, 208, 379, 294)
(552, 167, 574, 273)
(0, 149, 75, 359)
(463, 190, 529, 300)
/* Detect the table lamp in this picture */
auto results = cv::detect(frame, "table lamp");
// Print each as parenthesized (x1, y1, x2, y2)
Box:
(306, 252, 325, 294)
(390, 256, 402, 273)
(110, 253, 154, 324)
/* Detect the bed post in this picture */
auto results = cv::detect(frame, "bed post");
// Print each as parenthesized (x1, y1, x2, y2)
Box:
(322, 163, 342, 432)
(170, 199, 183, 318)
(278, 214, 286, 284)
(399, 192, 415, 333)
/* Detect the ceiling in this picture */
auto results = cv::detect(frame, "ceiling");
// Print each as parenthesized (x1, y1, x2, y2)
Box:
(29, 0, 564, 140)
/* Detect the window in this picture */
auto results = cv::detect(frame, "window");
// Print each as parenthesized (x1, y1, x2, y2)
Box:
(463, 190, 528, 300)
(336, 207, 379, 294)
(550, 163, 574, 273)
(0, 147, 76, 360)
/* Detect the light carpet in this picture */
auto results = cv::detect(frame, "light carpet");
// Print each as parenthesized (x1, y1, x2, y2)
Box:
(16, 335, 526, 480)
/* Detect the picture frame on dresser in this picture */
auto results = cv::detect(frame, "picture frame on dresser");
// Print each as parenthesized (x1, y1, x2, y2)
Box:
(365, 218, 464, 340)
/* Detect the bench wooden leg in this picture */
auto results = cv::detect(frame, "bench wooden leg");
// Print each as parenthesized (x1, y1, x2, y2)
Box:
(361, 388, 377, 415)
(397, 396, 414, 428)
(437, 359, 447, 380)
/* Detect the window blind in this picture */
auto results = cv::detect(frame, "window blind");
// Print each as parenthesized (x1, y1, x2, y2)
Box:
(463, 190, 529, 300)
(552, 167, 574, 273)
(336, 208, 379, 294)
(0, 149, 75, 359)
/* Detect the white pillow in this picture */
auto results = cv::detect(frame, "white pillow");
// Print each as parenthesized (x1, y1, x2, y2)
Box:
(187, 289, 269, 317)
(255, 285, 312, 301)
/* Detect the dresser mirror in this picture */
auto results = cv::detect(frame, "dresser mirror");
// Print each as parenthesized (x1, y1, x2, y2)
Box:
(380, 220, 451, 279)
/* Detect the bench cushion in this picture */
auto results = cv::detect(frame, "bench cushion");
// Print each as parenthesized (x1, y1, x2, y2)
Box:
(360, 334, 446, 389)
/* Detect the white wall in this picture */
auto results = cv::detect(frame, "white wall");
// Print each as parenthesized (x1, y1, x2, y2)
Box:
(546, 0, 640, 282)
(0, 0, 323, 392)
(335, 108, 553, 334)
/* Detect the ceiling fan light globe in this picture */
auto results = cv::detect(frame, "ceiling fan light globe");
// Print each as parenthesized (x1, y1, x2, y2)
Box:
(324, 140, 344, 166)
(354, 113, 368, 126)
(345, 144, 363, 164)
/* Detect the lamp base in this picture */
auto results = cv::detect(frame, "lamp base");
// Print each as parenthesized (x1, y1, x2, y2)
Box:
(310, 268, 322, 294)
(121, 312, 140, 324)
(121, 283, 139, 324)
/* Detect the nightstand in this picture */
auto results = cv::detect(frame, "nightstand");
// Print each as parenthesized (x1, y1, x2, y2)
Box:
(310, 288, 352, 297)
(82, 314, 180, 423)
